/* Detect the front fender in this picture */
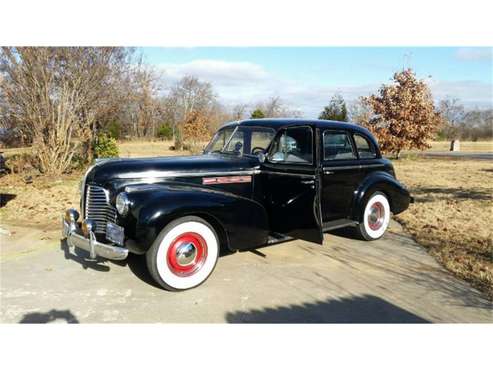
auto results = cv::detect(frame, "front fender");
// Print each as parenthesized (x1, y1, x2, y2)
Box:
(123, 184, 269, 253)
(351, 171, 411, 222)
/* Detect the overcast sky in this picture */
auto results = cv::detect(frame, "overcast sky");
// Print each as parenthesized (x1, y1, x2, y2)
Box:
(141, 47, 492, 118)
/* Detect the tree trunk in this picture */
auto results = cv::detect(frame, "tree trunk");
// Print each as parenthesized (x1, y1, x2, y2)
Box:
(174, 127, 183, 150)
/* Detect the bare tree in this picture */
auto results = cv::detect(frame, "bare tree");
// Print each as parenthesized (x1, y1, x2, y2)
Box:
(130, 65, 164, 138)
(348, 98, 372, 124)
(253, 96, 302, 118)
(168, 76, 217, 149)
(439, 98, 465, 126)
(231, 103, 248, 120)
(0, 47, 133, 174)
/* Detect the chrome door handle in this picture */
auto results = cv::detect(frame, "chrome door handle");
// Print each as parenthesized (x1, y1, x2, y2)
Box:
(324, 170, 334, 175)
(301, 180, 315, 185)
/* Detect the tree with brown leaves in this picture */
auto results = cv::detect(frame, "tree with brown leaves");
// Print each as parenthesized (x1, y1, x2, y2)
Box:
(182, 111, 212, 150)
(360, 69, 443, 159)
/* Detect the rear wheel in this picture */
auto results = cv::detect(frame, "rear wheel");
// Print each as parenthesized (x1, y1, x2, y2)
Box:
(146, 216, 219, 291)
(354, 192, 390, 241)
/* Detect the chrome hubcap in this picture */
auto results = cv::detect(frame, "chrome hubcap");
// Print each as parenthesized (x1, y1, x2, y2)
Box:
(368, 202, 384, 230)
(175, 242, 197, 266)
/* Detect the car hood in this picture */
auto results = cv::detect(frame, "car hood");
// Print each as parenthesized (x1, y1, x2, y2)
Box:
(85, 154, 260, 184)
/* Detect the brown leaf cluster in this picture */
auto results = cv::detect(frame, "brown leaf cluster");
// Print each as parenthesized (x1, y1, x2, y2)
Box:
(182, 111, 212, 144)
(360, 69, 444, 157)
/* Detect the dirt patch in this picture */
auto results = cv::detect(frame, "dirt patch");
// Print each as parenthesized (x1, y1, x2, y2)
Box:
(393, 158, 493, 299)
(0, 173, 80, 229)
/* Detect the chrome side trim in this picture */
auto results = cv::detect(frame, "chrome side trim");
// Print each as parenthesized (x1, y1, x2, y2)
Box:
(116, 169, 261, 179)
(323, 165, 360, 171)
(261, 170, 316, 179)
(360, 163, 386, 168)
(322, 164, 385, 171)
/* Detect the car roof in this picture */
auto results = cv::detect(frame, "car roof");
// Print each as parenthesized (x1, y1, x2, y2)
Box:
(223, 118, 372, 135)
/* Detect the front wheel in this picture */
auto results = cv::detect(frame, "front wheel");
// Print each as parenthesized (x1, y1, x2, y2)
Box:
(146, 216, 219, 291)
(354, 192, 391, 241)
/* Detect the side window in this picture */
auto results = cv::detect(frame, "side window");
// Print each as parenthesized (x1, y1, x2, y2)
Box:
(208, 128, 234, 152)
(250, 130, 275, 153)
(323, 131, 356, 160)
(353, 133, 376, 159)
(268, 126, 313, 164)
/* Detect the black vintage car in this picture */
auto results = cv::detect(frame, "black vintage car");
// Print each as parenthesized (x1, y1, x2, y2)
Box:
(62, 119, 412, 290)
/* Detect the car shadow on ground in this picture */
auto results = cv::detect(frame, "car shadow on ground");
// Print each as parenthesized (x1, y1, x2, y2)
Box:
(60, 239, 111, 272)
(19, 309, 79, 323)
(225, 294, 430, 323)
(60, 239, 163, 289)
(0, 193, 16, 208)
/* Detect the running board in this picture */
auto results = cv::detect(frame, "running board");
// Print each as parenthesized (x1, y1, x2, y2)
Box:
(267, 232, 294, 245)
(322, 220, 358, 232)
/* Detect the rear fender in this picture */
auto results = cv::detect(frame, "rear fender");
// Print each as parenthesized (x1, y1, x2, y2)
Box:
(351, 171, 411, 222)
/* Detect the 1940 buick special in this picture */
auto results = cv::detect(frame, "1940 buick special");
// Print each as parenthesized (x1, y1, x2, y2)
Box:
(62, 119, 412, 291)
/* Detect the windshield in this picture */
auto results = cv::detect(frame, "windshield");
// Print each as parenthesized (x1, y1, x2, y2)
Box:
(205, 126, 276, 156)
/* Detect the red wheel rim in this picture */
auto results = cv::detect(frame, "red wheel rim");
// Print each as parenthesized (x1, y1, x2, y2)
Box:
(368, 201, 385, 231)
(167, 232, 208, 277)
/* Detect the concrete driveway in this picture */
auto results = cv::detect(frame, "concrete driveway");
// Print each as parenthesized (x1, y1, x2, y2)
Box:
(1, 221, 491, 323)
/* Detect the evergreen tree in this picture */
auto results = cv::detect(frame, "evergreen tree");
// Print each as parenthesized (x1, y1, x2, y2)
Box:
(319, 94, 348, 121)
(250, 108, 265, 119)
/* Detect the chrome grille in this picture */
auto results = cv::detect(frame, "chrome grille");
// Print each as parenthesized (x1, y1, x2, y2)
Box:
(84, 185, 117, 234)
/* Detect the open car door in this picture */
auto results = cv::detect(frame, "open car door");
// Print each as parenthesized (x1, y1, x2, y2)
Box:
(261, 125, 323, 244)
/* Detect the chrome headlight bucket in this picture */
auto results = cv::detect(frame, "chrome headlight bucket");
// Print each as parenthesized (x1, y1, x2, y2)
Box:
(115, 192, 130, 216)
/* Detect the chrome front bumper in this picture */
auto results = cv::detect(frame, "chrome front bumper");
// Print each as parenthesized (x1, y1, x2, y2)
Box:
(62, 213, 128, 261)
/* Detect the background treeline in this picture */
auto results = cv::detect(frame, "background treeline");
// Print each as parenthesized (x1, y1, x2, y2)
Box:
(0, 47, 491, 175)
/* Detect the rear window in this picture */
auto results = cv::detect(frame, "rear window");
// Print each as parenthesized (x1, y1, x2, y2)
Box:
(353, 133, 377, 159)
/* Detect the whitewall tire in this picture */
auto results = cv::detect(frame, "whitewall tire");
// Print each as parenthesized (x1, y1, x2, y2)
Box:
(146, 216, 219, 291)
(355, 192, 390, 241)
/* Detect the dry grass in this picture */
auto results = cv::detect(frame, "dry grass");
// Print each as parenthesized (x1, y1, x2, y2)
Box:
(118, 140, 189, 158)
(393, 158, 493, 298)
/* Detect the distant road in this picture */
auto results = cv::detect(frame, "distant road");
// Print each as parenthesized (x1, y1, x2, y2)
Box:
(404, 151, 493, 161)
(420, 151, 493, 161)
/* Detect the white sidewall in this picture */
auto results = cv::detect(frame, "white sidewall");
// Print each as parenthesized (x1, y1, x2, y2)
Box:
(156, 221, 218, 290)
(363, 194, 390, 239)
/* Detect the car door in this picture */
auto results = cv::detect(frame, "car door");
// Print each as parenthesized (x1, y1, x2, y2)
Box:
(320, 129, 363, 228)
(260, 125, 323, 244)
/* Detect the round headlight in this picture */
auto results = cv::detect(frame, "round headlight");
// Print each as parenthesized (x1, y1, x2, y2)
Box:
(115, 192, 130, 216)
